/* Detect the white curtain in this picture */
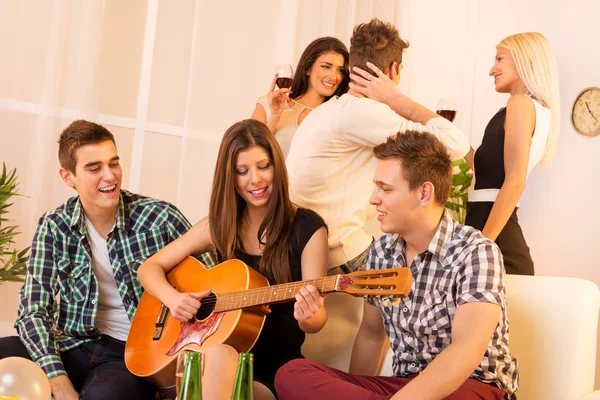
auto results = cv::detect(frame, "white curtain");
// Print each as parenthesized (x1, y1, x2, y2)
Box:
(0, 0, 412, 326)
(0, 0, 411, 244)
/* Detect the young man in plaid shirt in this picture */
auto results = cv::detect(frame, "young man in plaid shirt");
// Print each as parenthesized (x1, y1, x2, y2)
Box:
(0, 120, 214, 400)
(276, 131, 518, 399)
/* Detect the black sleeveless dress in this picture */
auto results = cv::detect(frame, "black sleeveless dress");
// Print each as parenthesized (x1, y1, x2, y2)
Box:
(465, 107, 534, 275)
(217, 208, 326, 396)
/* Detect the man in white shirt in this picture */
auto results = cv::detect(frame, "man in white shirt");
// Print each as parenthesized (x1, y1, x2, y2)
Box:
(286, 18, 469, 274)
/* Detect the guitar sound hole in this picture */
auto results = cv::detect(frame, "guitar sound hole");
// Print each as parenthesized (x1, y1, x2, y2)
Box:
(196, 293, 217, 321)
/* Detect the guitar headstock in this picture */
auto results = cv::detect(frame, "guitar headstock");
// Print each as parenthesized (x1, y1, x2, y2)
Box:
(334, 267, 412, 304)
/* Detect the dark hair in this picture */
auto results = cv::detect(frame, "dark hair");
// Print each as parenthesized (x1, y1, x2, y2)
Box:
(349, 18, 409, 76)
(290, 36, 350, 100)
(209, 119, 295, 284)
(374, 131, 452, 205)
(58, 120, 116, 174)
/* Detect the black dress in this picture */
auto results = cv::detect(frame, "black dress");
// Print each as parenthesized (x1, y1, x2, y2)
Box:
(465, 107, 534, 275)
(217, 208, 326, 396)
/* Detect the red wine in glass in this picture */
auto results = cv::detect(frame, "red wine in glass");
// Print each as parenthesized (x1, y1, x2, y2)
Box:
(436, 109, 457, 122)
(276, 77, 293, 89)
(436, 99, 457, 122)
(274, 64, 294, 111)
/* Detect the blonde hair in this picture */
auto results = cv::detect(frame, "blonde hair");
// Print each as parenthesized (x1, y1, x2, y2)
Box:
(497, 32, 560, 169)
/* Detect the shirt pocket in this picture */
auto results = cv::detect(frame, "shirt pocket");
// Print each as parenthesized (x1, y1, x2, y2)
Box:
(421, 290, 452, 334)
(57, 258, 90, 303)
(129, 225, 172, 260)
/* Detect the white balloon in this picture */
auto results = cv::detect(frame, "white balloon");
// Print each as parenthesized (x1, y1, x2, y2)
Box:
(0, 357, 51, 400)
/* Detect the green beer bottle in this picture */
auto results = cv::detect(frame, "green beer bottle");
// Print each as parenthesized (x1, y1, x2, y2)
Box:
(179, 351, 202, 400)
(231, 352, 254, 400)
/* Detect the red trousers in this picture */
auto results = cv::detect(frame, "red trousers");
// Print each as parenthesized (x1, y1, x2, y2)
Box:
(274, 359, 509, 400)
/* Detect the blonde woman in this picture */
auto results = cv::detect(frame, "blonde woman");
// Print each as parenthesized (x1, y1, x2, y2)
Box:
(464, 32, 560, 275)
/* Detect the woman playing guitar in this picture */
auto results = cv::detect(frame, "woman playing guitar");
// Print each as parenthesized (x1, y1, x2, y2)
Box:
(138, 119, 329, 400)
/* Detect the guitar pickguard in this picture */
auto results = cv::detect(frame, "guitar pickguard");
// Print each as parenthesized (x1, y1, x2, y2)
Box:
(165, 312, 225, 356)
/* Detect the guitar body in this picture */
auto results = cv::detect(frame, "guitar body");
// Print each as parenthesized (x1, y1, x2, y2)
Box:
(125, 257, 270, 389)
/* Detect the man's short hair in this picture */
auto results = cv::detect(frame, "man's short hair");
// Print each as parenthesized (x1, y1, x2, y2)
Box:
(58, 120, 115, 174)
(349, 18, 409, 75)
(374, 131, 452, 205)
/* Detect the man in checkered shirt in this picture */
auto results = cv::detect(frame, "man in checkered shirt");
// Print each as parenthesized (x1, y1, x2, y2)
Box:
(276, 131, 518, 399)
(0, 120, 214, 400)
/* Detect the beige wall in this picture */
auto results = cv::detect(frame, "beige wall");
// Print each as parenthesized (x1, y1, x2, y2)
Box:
(1, 0, 599, 386)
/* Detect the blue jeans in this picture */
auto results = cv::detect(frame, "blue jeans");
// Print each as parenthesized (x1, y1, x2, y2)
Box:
(0, 335, 156, 400)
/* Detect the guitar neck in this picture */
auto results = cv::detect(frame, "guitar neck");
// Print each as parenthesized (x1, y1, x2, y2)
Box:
(213, 275, 340, 312)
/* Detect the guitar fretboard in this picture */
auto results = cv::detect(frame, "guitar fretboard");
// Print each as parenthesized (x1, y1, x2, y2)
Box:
(213, 276, 339, 312)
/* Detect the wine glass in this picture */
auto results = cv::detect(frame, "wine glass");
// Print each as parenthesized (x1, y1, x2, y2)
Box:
(175, 350, 203, 399)
(436, 99, 457, 122)
(274, 64, 294, 111)
(175, 350, 189, 399)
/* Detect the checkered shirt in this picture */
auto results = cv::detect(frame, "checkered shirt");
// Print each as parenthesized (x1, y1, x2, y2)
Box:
(15, 190, 215, 378)
(367, 210, 518, 395)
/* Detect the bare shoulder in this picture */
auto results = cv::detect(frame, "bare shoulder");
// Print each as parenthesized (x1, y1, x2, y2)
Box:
(191, 216, 210, 233)
(251, 102, 266, 121)
(506, 94, 535, 115)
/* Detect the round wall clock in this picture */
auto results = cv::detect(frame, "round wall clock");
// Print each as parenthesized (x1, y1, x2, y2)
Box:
(571, 87, 600, 137)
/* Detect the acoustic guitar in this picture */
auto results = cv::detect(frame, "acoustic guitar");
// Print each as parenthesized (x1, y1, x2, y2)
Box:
(125, 256, 411, 389)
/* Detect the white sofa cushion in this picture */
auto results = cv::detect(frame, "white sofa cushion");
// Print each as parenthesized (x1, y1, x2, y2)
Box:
(505, 275, 599, 400)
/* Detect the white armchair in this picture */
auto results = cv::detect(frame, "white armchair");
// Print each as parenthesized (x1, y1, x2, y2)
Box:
(302, 275, 600, 400)
(503, 275, 600, 400)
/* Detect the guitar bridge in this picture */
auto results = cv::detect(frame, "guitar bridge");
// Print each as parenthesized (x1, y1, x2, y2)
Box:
(152, 304, 170, 341)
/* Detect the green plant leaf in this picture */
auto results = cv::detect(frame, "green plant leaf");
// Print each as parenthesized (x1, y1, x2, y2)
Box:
(445, 158, 472, 224)
(0, 163, 29, 284)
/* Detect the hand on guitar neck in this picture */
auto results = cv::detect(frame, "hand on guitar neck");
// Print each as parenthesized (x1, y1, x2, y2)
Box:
(165, 289, 212, 322)
(294, 285, 327, 333)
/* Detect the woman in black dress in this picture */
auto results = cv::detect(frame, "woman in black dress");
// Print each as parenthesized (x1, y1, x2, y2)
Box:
(465, 32, 560, 275)
(139, 119, 329, 399)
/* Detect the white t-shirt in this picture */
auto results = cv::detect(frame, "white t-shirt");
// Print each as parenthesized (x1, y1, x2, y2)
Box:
(85, 216, 131, 341)
(286, 94, 469, 268)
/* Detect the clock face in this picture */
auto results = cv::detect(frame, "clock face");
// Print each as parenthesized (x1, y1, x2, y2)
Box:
(572, 87, 600, 137)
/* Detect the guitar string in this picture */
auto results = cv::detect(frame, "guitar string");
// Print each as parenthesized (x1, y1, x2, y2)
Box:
(203, 281, 399, 311)
(171, 271, 404, 312)
(192, 274, 400, 307)
(196, 278, 337, 307)
(189, 277, 340, 311)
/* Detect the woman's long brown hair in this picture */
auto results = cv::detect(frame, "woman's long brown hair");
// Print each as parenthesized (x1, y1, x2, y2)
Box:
(209, 119, 295, 284)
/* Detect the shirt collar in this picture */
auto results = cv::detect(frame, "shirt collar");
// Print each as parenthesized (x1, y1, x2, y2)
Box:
(69, 198, 86, 235)
(114, 192, 128, 232)
(426, 210, 454, 259)
(69, 191, 128, 235)
(384, 210, 455, 263)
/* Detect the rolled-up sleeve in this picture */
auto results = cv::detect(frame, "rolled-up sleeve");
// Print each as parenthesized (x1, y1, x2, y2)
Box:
(399, 116, 470, 160)
(456, 241, 505, 309)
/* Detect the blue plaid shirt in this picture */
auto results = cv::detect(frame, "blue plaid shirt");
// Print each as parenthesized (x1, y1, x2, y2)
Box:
(15, 190, 214, 378)
(367, 210, 518, 395)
